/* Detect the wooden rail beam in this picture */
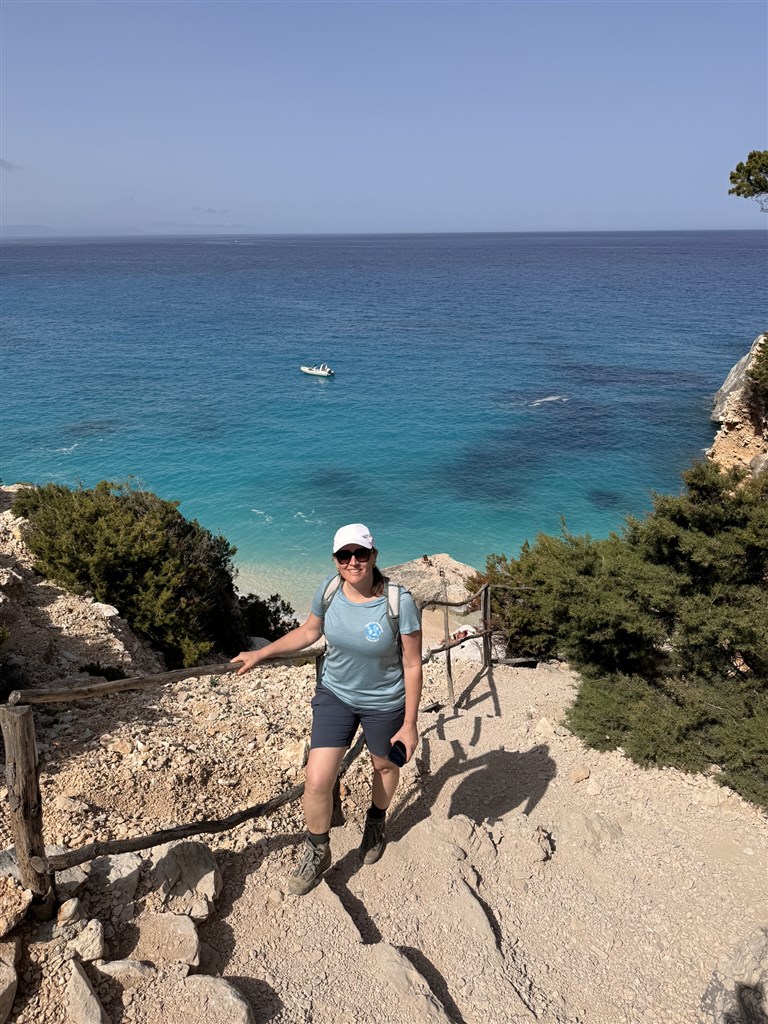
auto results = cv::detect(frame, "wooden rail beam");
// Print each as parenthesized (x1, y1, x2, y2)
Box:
(46, 733, 366, 872)
(7, 648, 326, 706)
(423, 628, 492, 659)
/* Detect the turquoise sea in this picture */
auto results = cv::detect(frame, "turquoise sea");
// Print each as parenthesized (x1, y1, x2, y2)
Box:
(1, 231, 765, 611)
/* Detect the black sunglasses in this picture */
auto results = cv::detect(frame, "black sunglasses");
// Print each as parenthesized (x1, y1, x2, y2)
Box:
(334, 547, 372, 564)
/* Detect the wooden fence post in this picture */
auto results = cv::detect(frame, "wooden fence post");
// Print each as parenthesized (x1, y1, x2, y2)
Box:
(439, 569, 456, 706)
(0, 705, 56, 918)
(481, 585, 493, 669)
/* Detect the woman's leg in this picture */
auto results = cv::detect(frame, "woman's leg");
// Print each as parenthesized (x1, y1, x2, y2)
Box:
(303, 746, 347, 834)
(357, 753, 399, 865)
(370, 753, 400, 811)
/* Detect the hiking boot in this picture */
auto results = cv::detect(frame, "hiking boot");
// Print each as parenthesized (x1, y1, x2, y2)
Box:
(286, 840, 331, 896)
(360, 815, 387, 865)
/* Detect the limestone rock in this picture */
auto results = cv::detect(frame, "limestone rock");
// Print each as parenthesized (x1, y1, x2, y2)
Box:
(131, 911, 200, 967)
(245, 636, 271, 651)
(94, 958, 154, 986)
(99, 736, 133, 755)
(57, 897, 84, 926)
(55, 794, 89, 813)
(384, 552, 476, 607)
(71, 919, 107, 962)
(0, 936, 21, 968)
(181, 975, 256, 1023)
(0, 852, 17, 882)
(0, 877, 32, 937)
(556, 811, 624, 854)
(495, 813, 553, 879)
(56, 863, 90, 901)
(534, 716, 556, 739)
(151, 840, 222, 921)
(0, 961, 17, 1024)
(88, 852, 143, 903)
(0, 567, 24, 602)
(445, 813, 498, 862)
(3, 844, 89, 901)
(65, 959, 109, 1024)
(279, 738, 309, 770)
(712, 333, 765, 425)
(709, 333, 768, 474)
(92, 602, 120, 619)
(570, 764, 591, 783)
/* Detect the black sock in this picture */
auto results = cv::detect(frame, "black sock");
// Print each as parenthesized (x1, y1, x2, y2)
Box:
(307, 830, 329, 846)
(367, 803, 386, 821)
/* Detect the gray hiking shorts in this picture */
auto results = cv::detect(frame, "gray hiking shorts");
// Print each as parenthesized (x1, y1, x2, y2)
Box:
(310, 683, 405, 759)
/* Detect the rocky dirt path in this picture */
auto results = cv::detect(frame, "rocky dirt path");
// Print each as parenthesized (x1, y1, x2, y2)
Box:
(195, 656, 767, 1024)
(1, 490, 766, 1023)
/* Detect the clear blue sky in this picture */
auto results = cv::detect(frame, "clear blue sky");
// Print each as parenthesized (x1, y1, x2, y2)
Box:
(1, 0, 766, 233)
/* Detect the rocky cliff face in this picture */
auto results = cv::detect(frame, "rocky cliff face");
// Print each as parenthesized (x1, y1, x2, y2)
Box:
(708, 331, 767, 476)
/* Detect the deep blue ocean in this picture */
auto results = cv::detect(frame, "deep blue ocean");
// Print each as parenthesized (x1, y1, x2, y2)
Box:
(1, 231, 765, 611)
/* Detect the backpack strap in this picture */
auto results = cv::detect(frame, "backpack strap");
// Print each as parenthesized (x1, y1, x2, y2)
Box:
(383, 576, 401, 649)
(321, 573, 343, 615)
(322, 573, 403, 648)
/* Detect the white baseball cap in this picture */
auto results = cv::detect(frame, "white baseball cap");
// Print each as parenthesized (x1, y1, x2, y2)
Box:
(332, 523, 374, 552)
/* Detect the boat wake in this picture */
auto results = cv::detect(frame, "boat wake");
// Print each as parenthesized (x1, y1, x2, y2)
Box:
(530, 395, 568, 406)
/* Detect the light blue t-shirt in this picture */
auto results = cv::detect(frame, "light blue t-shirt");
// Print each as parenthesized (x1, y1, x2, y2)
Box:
(311, 575, 421, 711)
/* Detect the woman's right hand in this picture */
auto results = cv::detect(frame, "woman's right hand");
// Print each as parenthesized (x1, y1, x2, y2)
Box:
(231, 650, 265, 676)
(230, 613, 325, 677)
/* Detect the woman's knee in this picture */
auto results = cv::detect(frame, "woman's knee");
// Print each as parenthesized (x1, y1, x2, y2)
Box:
(305, 749, 344, 796)
(370, 754, 398, 777)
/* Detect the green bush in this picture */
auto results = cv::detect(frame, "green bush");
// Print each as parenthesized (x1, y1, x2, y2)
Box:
(746, 334, 768, 414)
(474, 462, 768, 808)
(12, 481, 249, 668)
(238, 593, 300, 641)
(566, 669, 768, 809)
(472, 529, 675, 673)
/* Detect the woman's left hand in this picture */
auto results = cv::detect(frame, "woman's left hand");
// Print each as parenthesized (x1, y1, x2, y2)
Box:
(390, 721, 419, 763)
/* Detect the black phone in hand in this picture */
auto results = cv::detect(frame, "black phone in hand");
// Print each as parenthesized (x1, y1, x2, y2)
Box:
(387, 740, 407, 767)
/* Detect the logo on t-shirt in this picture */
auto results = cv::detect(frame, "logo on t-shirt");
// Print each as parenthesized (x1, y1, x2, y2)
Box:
(364, 622, 383, 642)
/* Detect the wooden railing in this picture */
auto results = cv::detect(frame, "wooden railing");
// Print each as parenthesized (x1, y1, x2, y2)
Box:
(0, 582, 533, 916)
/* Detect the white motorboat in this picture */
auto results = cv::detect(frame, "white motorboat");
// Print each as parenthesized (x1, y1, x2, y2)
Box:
(300, 363, 334, 377)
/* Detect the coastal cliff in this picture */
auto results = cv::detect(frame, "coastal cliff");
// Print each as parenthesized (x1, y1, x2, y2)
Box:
(708, 331, 768, 475)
